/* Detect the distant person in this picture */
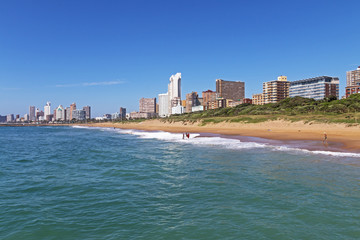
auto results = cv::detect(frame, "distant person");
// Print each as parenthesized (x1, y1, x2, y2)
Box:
(323, 132, 328, 144)
(187, 133, 190, 139)
(182, 133, 185, 139)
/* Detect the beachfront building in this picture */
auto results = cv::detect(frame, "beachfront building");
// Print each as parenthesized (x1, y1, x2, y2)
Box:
(119, 107, 126, 120)
(44, 102, 51, 120)
(130, 112, 156, 119)
(346, 66, 360, 87)
(72, 109, 86, 121)
(70, 103, 76, 120)
(345, 66, 360, 98)
(202, 90, 217, 110)
(252, 93, 264, 105)
(168, 73, 182, 115)
(216, 79, 245, 101)
(263, 76, 290, 104)
(7, 114, 14, 122)
(55, 105, 65, 121)
(0, 115, 6, 122)
(290, 76, 339, 100)
(83, 106, 91, 119)
(29, 106, 35, 121)
(171, 103, 184, 115)
(345, 84, 360, 98)
(185, 92, 202, 113)
(139, 98, 156, 113)
(158, 93, 169, 117)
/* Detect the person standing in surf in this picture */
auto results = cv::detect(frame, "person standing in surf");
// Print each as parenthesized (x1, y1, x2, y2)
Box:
(323, 132, 328, 144)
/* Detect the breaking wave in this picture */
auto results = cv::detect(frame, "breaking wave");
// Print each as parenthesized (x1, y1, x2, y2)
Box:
(72, 126, 360, 158)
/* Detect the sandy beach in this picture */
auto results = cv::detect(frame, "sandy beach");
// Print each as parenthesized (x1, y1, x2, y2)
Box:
(80, 120, 360, 152)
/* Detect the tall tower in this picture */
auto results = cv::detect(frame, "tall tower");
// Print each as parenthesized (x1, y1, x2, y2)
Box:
(167, 73, 181, 114)
(29, 106, 35, 121)
(44, 102, 51, 119)
(346, 66, 360, 87)
(70, 103, 76, 120)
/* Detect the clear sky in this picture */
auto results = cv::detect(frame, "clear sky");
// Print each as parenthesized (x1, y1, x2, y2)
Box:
(1, 0, 360, 117)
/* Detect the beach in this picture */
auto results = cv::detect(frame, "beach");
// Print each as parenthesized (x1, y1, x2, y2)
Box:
(80, 120, 360, 152)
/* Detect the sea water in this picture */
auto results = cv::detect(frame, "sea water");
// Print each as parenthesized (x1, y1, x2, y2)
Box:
(0, 126, 359, 239)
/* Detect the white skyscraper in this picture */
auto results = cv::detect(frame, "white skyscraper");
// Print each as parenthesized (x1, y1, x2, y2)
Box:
(55, 105, 65, 121)
(158, 93, 169, 117)
(167, 73, 181, 114)
(44, 102, 51, 119)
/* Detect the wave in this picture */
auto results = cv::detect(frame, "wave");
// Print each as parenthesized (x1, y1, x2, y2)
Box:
(72, 126, 360, 158)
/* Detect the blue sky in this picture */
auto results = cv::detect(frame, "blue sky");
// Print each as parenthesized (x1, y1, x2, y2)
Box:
(1, 0, 360, 116)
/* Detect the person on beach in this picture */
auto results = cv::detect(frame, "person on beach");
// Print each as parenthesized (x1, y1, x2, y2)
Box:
(323, 132, 327, 144)
(182, 133, 185, 139)
(187, 133, 190, 139)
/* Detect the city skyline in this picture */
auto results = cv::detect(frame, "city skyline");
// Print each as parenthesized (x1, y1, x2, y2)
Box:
(1, 0, 360, 116)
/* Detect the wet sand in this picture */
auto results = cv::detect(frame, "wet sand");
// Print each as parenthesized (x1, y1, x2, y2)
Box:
(80, 120, 360, 153)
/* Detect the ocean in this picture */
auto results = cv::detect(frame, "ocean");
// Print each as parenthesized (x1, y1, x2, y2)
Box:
(1, 126, 359, 239)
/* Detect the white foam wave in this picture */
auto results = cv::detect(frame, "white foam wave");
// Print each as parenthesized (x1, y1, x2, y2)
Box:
(72, 126, 360, 158)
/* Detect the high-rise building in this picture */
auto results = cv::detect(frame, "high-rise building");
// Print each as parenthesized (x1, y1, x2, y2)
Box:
(202, 90, 217, 110)
(72, 109, 86, 121)
(290, 76, 339, 100)
(158, 93, 169, 117)
(168, 73, 181, 114)
(7, 114, 14, 122)
(29, 106, 35, 121)
(83, 106, 91, 119)
(346, 66, 360, 98)
(70, 103, 76, 120)
(0, 115, 6, 122)
(216, 79, 245, 101)
(252, 93, 264, 105)
(346, 66, 360, 87)
(185, 92, 201, 113)
(65, 107, 70, 121)
(56, 105, 65, 121)
(44, 102, 51, 119)
(263, 76, 290, 104)
(345, 83, 360, 98)
(119, 107, 126, 120)
(139, 98, 156, 113)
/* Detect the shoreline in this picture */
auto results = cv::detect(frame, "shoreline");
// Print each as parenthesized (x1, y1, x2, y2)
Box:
(78, 120, 360, 153)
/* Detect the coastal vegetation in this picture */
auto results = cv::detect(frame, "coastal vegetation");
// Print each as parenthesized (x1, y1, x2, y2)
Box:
(166, 94, 360, 125)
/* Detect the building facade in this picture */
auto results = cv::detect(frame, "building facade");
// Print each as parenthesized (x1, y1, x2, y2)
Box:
(346, 66, 360, 98)
(345, 83, 360, 98)
(290, 76, 339, 100)
(83, 106, 91, 119)
(70, 103, 76, 120)
(130, 112, 156, 119)
(7, 114, 14, 122)
(346, 66, 360, 87)
(119, 107, 126, 120)
(168, 73, 181, 114)
(56, 105, 65, 121)
(202, 90, 217, 110)
(72, 109, 86, 121)
(29, 106, 35, 121)
(263, 76, 290, 104)
(185, 92, 201, 113)
(139, 98, 156, 113)
(44, 102, 51, 119)
(158, 93, 169, 117)
(216, 79, 245, 101)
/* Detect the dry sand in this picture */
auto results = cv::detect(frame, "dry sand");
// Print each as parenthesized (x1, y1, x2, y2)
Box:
(81, 120, 360, 152)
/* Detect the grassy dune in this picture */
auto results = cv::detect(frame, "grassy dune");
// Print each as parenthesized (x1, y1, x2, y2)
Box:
(166, 94, 360, 125)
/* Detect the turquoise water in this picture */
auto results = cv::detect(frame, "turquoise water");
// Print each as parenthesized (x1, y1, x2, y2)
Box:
(1, 126, 360, 239)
